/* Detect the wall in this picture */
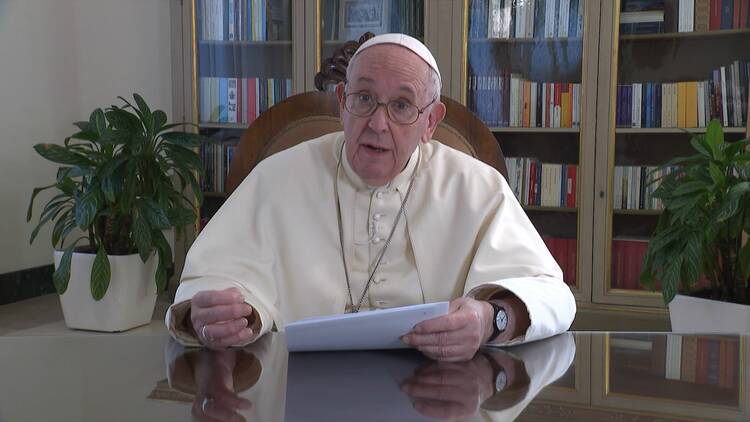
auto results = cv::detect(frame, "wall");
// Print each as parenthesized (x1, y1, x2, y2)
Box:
(0, 0, 174, 274)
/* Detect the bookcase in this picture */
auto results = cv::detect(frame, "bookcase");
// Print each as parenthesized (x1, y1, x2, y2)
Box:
(593, 0, 750, 309)
(176, 0, 750, 320)
(457, 0, 601, 303)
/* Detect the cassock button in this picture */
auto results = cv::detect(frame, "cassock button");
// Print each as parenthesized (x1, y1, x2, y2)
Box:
(372, 237, 382, 243)
(373, 213, 382, 221)
(374, 277, 386, 284)
(376, 191, 384, 199)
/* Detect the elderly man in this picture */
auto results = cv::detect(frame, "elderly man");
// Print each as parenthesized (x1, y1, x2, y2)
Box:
(166, 33, 575, 362)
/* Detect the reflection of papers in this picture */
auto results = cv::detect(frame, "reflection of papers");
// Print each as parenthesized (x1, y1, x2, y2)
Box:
(285, 302, 450, 352)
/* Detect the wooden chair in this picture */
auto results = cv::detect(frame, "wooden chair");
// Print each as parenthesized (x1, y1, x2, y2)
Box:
(225, 37, 507, 195)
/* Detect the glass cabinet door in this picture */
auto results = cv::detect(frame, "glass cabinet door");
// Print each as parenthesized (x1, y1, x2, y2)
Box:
(593, 333, 746, 420)
(193, 0, 295, 224)
(316, 0, 425, 90)
(463, 0, 596, 300)
(598, 0, 750, 306)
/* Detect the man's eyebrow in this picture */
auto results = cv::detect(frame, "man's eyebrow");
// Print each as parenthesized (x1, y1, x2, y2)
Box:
(352, 77, 417, 99)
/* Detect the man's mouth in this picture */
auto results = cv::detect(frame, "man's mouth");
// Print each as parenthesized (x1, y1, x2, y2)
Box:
(362, 144, 388, 153)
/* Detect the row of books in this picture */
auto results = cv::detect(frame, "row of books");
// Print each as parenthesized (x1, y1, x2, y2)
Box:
(542, 236, 577, 285)
(664, 335, 738, 387)
(200, 142, 237, 193)
(505, 157, 578, 207)
(620, 0, 750, 35)
(611, 237, 650, 290)
(197, 0, 291, 42)
(469, 0, 585, 39)
(613, 165, 678, 211)
(612, 334, 738, 389)
(468, 72, 582, 128)
(199, 77, 292, 124)
(615, 60, 749, 128)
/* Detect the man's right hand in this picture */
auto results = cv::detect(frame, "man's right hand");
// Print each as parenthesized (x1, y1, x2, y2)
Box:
(191, 287, 255, 350)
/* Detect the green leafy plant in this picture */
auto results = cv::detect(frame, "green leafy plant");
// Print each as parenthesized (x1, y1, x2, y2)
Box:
(27, 94, 210, 300)
(640, 119, 750, 305)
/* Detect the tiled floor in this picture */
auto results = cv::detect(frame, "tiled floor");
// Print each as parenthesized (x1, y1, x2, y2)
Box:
(0, 293, 171, 336)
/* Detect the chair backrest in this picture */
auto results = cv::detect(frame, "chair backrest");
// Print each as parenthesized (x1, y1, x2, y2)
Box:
(225, 91, 507, 194)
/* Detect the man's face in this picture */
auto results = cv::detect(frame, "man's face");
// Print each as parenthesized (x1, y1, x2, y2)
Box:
(335, 45, 445, 187)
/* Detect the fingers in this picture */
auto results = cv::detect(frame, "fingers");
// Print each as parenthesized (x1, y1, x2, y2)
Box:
(411, 399, 473, 420)
(202, 318, 248, 341)
(193, 303, 254, 327)
(193, 394, 249, 422)
(193, 288, 245, 308)
(418, 345, 475, 362)
(206, 327, 255, 350)
(412, 312, 470, 335)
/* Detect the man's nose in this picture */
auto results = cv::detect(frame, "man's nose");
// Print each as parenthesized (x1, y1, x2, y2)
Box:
(367, 103, 390, 132)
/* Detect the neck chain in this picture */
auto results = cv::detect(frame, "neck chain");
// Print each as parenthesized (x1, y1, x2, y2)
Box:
(335, 141, 418, 313)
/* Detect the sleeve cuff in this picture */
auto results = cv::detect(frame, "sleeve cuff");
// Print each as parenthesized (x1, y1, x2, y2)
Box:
(165, 282, 276, 347)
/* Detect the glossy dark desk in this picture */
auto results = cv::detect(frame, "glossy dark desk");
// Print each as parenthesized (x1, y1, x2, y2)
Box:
(0, 332, 745, 421)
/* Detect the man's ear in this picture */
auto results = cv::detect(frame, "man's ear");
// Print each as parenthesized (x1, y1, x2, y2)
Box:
(335, 82, 346, 112)
(421, 101, 446, 144)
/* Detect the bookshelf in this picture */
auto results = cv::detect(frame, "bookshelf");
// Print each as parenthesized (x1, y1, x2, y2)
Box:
(460, 0, 599, 303)
(594, 0, 750, 308)
(190, 0, 299, 229)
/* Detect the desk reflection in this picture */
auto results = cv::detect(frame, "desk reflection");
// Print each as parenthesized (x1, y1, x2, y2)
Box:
(166, 333, 575, 421)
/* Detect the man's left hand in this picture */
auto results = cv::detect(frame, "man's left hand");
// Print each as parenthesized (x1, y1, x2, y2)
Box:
(401, 298, 494, 362)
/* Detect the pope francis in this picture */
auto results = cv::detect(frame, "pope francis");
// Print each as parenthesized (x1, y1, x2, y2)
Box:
(166, 33, 576, 362)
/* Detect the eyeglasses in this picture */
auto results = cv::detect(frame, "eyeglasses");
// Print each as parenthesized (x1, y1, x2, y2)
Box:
(343, 92, 437, 125)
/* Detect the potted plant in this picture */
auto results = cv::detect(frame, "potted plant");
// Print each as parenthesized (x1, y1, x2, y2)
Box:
(27, 94, 209, 332)
(640, 119, 750, 333)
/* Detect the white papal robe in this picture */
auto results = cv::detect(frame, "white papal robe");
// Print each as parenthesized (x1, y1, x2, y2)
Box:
(166, 132, 576, 347)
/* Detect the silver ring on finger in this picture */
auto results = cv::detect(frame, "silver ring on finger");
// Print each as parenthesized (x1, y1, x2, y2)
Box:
(201, 325, 211, 343)
(201, 396, 213, 413)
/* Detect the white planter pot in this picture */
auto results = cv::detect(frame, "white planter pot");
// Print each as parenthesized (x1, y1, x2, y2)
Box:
(669, 294, 750, 334)
(53, 251, 158, 332)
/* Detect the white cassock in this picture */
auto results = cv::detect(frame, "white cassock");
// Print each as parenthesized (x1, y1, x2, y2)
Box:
(166, 132, 576, 346)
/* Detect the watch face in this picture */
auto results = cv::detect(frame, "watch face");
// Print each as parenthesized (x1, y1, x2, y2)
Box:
(495, 369, 507, 392)
(495, 307, 508, 332)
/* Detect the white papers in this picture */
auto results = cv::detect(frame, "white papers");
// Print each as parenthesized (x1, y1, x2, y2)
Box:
(285, 302, 450, 352)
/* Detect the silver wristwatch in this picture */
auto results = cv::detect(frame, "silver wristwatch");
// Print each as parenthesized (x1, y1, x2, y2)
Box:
(489, 302, 508, 342)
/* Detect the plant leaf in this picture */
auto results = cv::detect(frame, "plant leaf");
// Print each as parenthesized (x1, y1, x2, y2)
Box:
(160, 132, 209, 148)
(89, 109, 107, 136)
(716, 198, 740, 222)
(74, 194, 98, 229)
(53, 245, 75, 295)
(26, 183, 57, 221)
(34, 144, 95, 167)
(660, 256, 682, 304)
(101, 176, 116, 203)
(739, 240, 750, 281)
(133, 212, 152, 263)
(141, 200, 171, 229)
(132, 93, 154, 135)
(672, 180, 710, 197)
(90, 244, 111, 301)
(167, 205, 196, 228)
(690, 134, 712, 157)
(105, 108, 142, 133)
(153, 110, 168, 133)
